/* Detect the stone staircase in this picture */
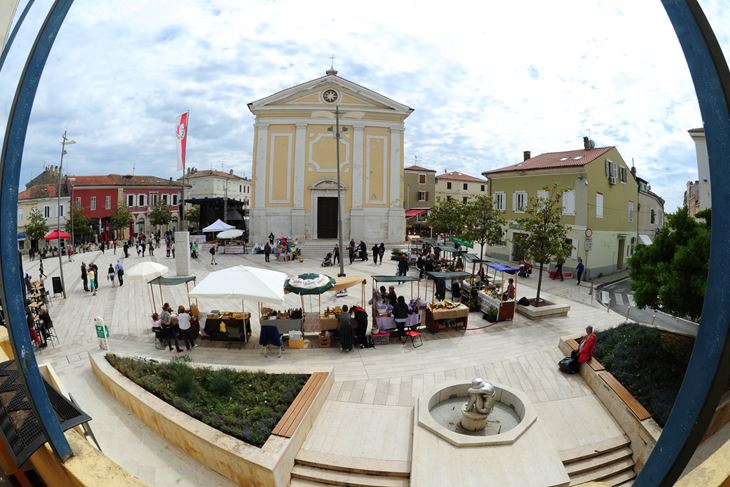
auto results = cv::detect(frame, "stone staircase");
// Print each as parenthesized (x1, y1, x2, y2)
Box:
(300, 240, 409, 259)
(560, 435, 636, 486)
(289, 449, 410, 487)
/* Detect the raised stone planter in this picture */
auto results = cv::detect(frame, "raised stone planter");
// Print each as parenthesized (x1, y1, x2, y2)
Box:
(516, 291, 570, 319)
(90, 352, 332, 487)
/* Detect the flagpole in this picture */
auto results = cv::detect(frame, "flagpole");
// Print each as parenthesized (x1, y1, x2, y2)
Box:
(180, 110, 189, 231)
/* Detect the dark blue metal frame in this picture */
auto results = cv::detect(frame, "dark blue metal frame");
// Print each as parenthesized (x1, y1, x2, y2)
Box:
(0, 0, 74, 461)
(0, 0, 727, 478)
(637, 1, 730, 485)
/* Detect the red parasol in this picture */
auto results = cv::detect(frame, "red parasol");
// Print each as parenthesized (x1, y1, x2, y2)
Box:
(44, 228, 71, 241)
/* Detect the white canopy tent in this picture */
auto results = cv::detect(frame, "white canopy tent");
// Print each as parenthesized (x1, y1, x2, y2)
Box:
(202, 219, 235, 233)
(189, 265, 287, 305)
(217, 229, 244, 239)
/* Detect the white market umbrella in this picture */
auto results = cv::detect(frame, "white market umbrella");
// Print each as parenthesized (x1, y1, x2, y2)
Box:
(202, 219, 235, 233)
(189, 265, 287, 305)
(126, 262, 169, 312)
(217, 229, 244, 239)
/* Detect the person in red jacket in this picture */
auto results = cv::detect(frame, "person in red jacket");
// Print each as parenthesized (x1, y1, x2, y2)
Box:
(570, 326, 596, 372)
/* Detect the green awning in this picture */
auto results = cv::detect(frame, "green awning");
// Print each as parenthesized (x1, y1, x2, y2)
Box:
(450, 236, 473, 247)
(463, 254, 490, 264)
(435, 245, 465, 254)
(371, 275, 421, 284)
(149, 275, 197, 286)
(426, 271, 472, 280)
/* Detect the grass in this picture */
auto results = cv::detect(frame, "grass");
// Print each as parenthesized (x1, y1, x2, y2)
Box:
(593, 323, 692, 427)
(106, 354, 309, 447)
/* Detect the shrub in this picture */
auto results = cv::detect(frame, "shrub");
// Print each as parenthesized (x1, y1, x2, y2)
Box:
(105, 354, 308, 447)
(593, 323, 692, 427)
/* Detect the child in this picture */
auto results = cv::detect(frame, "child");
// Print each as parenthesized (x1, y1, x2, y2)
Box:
(107, 264, 116, 287)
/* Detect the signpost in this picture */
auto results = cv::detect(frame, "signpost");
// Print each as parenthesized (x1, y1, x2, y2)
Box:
(94, 317, 110, 351)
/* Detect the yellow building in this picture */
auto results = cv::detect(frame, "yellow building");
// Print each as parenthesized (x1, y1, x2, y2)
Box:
(247, 68, 413, 243)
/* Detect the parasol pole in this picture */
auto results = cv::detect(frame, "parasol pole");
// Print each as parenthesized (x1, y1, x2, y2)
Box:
(186, 282, 191, 307)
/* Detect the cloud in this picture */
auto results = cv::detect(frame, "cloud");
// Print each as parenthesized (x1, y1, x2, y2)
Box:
(0, 0, 726, 212)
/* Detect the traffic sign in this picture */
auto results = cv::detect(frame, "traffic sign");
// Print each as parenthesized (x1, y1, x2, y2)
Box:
(585, 238, 593, 251)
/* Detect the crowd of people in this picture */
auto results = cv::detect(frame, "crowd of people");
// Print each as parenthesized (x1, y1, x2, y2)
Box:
(152, 303, 199, 353)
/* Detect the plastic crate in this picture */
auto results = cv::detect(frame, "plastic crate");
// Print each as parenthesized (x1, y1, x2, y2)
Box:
(372, 332, 390, 346)
(289, 338, 305, 349)
(318, 333, 331, 348)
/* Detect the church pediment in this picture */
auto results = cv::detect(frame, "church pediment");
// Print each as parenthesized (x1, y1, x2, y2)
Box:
(248, 72, 413, 118)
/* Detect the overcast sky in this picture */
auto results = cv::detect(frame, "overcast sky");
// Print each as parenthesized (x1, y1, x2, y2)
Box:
(2, 0, 728, 211)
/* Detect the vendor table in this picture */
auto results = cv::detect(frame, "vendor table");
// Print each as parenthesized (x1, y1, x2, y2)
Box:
(203, 313, 251, 343)
(425, 304, 469, 333)
(478, 291, 515, 321)
(262, 317, 303, 334)
(318, 314, 338, 331)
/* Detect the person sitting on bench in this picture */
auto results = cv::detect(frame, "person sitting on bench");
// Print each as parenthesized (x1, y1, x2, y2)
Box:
(571, 326, 596, 373)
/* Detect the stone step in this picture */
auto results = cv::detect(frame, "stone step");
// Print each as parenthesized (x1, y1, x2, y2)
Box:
(291, 465, 409, 487)
(289, 478, 330, 487)
(569, 458, 635, 486)
(560, 434, 631, 464)
(296, 449, 410, 477)
(596, 467, 636, 487)
(564, 446, 633, 476)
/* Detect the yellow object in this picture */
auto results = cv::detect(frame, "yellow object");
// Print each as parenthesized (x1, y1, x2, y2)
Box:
(219, 321, 227, 333)
(289, 338, 305, 349)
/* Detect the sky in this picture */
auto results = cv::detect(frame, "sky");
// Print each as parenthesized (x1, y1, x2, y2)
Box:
(1, 0, 728, 212)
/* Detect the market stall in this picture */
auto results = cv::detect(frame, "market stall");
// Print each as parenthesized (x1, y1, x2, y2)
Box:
(284, 273, 335, 332)
(477, 263, 519, 322)
(217, 229, 246, 254)
(424, 271, 471, 333)
(126, 261, 169, 314)
(189, 265, 287, 344)
(318, 275, 368, 331)
(370, 275, 425, 333)
(461, 254, 490, 310)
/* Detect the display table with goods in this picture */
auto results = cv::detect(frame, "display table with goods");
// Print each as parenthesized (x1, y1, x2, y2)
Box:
(203, 311, 251, 343)
(478, 289, 515, 322)
(425, 300, 469, 333)
(260, 307, 304, 334)
(318, 307, 342, 331)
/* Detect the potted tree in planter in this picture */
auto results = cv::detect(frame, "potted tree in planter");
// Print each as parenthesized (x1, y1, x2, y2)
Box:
(483, 306, 498, 322)
(517, 185, 573, 306)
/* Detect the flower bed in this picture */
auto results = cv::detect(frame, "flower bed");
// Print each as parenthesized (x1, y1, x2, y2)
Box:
(106, 354, 308, 447)
(593, 323, 692, 427)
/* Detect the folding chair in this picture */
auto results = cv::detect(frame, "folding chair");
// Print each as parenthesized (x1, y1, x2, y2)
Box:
(260, 325, 282, 357)
(405, 329, 423, 348)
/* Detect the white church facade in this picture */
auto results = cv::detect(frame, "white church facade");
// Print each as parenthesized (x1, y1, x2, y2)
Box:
(247, 68, 412, 243)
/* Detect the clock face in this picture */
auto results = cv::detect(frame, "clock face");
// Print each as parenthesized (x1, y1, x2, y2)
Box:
(323, 89, 339, 103)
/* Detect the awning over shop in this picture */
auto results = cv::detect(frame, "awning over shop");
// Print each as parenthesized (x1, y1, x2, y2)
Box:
(487, 263, 519, 274)
(405, 209, 428, 218)
(638, 234, 653, 245)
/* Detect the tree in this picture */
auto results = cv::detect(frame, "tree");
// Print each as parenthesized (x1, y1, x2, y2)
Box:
(25, 208, 49, 248)
(109, 204, 133, 237)
(517, 186, 573, 304)
(630, 207, 709, 321)
(185, 205, 200, 228)
(462, 195, 506, 260)
(65, 203, 91, 241)
(148, 203, 172, 229)
(428, 198, 466, 237)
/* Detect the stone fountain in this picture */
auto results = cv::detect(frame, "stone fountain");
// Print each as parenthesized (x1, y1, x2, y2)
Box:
(460, 378, 497, 432)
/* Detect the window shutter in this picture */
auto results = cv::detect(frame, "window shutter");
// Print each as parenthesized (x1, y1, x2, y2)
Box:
(512, 192, 517, 212)
(605, 160, 609, 176)
(426, 191, 429, 201)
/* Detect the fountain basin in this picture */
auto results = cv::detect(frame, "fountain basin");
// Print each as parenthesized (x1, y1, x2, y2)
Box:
(417, 380, 536, 447)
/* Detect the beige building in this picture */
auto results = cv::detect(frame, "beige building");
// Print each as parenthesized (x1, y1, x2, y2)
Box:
(483, 139, 639, 277)
(435, 171, 488, 204)
(688, 127, 710, 213)
(247, 68, 413, 243)
(404, 164, 436, 236)
(18, 183, 70, 252)
(182, 168, 252, 212)
(636, 176, 665, 244)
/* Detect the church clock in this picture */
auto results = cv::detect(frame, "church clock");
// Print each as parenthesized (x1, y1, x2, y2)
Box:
(322, 89, 339, 103)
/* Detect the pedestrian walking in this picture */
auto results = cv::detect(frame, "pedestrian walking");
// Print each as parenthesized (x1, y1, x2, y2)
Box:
(333, 244, 340, 265)
(107, 264, 116, 287)
(264, 242, 271, 262)
(100, 241, 105, 254)
(123, 241, 129, 258)
(397, 254, 409, 284)
(372, 243, 379, 265)
(89, 266, 96, 296)
(148, 241, 154, 256)
(166, 242, 171, 257)
(81, 263, 88, 292)
(177, 305, 195, 350)
(141, 243, 145, 257)
(378, 243, 385, 265)
(115, 260, 124, 286)
(576, 257, 585, 285)
(268, 232, 275, 245)
(113, 241, 117, 254)
(210, 245, 217, 265)
(554, 257, 564, 281)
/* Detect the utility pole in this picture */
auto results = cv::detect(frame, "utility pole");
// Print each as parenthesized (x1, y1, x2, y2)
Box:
(56, 131, 75, 299)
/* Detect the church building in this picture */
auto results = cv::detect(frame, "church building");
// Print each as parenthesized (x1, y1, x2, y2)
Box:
(247, 68, 413, 243)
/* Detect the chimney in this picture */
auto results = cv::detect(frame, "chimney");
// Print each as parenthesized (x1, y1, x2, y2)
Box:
(523, 151, 531, 161)
(583, 136, 590, 150)
(630, 166, 636, 177)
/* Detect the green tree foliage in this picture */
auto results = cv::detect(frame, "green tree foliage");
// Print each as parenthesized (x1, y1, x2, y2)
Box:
(109, 204, 132, 233)
(462, 195, 506, 259)
(428, 198, 466, 237)
(185, 205, 200, 227)
(65, 203, 91, 240)
(630, 207, 709, 321)
(149, 203, 172, 228)
(25, 207, 49, 243)
(517, 186, 573, 303)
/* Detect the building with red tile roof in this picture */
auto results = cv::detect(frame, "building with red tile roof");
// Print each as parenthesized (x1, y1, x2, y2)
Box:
(434, 171, 488, 204)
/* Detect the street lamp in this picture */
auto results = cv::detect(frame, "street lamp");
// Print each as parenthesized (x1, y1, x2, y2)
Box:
(68, 177, 76, 254)
(56, 131, 75, 299)
(312, 108, 364, 278)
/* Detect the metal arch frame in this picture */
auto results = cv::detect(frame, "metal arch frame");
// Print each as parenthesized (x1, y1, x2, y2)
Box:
(0, 0, 727, 478)
(0, 0, 75, 460)
(637, 1, 730, 484)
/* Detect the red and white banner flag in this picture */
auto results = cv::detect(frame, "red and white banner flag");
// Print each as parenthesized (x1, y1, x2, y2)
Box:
(176, 112, 189, 171)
